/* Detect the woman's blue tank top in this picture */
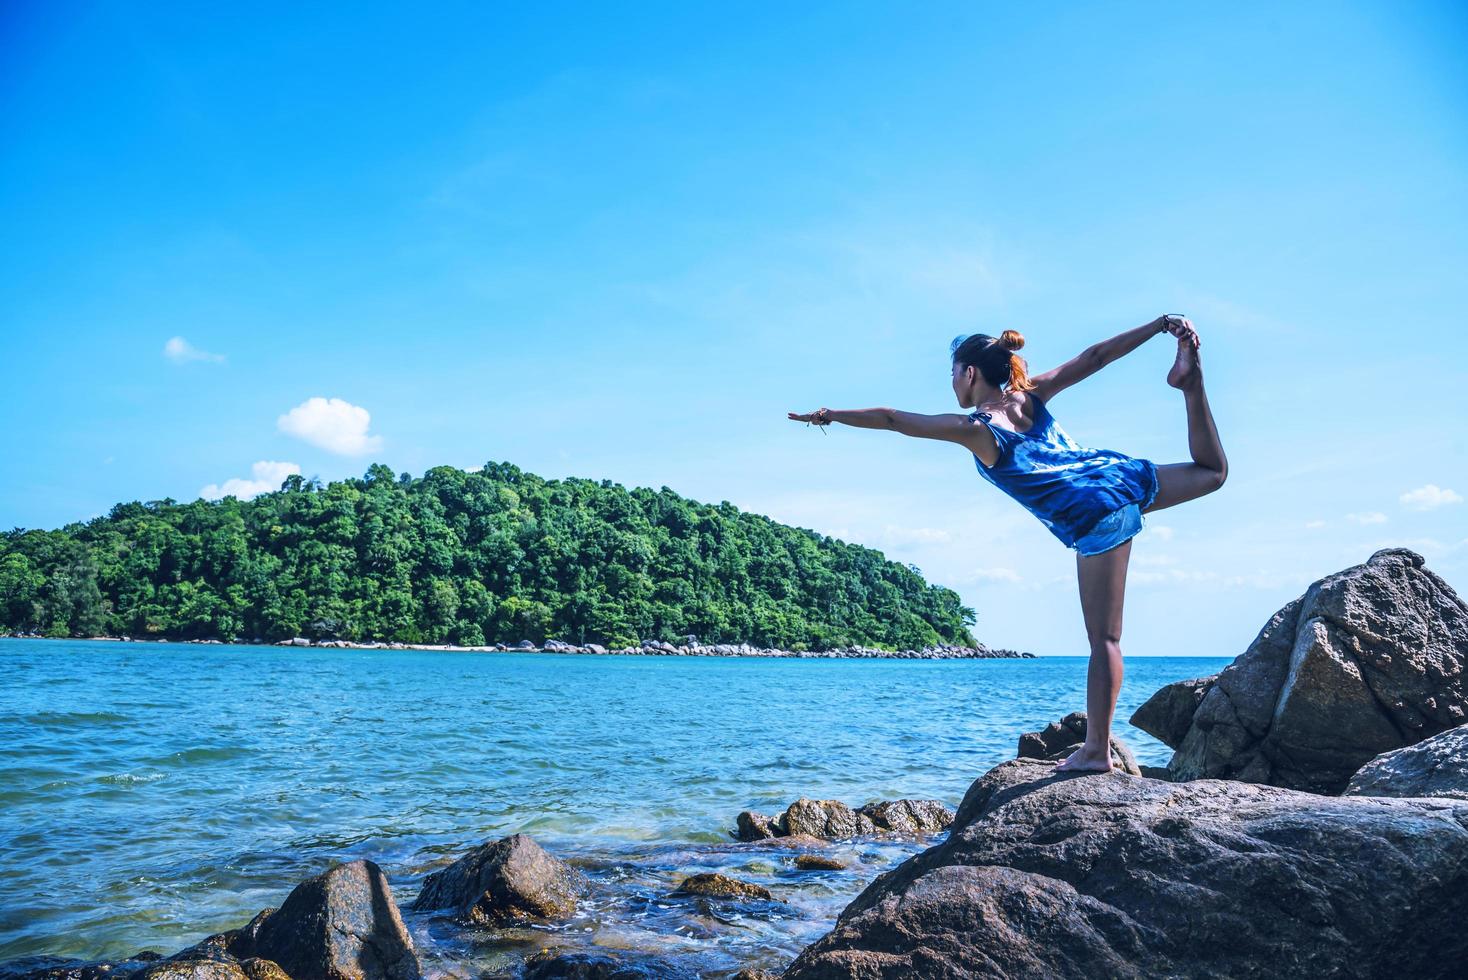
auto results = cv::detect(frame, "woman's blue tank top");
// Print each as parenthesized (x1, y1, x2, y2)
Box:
(970, 394, 1159, 548)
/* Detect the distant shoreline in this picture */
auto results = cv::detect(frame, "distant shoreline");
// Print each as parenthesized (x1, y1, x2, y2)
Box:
(0, 634, 1035, 659)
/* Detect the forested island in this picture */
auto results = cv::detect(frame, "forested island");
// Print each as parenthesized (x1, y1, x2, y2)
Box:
(0, 462, 976, 651)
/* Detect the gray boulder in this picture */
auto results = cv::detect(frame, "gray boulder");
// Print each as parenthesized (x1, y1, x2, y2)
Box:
(252, 860, 419, 980)
(733, 798, 953, 842)
(1016, 711, 1141, 775)
(1165, 548, 1468, 794)
(410, 833, 584, 925)
(781, 758, 1468, 979)
(1345, 722, 1468, 800)
(1128, 674, 1217, 749)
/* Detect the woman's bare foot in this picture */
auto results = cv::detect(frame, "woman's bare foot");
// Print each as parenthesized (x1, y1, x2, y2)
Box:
(1054, 743, 1114, 773)
(1166, 336, 1202, 391)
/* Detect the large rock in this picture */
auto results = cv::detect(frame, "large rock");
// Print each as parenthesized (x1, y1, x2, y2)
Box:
(733, 798, 953, 842)
(1128, 675, 1217, 749)
(1015, 711, 1141, 775)
(1345, 722, 1468, 800)
(252, 860, 419, 980)
(1165, 549, 1468, 794)
(781, 758, 1468, 979)
(669, 873, 772, 900)
(410, 833, 584, 925)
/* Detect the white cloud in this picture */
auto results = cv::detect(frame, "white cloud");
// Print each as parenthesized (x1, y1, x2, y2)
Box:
(1142, 524, 1175, 541)
(201, 460, 300, 501)
(1134, 553, 1178, 567)
(1399, 484, 1463, 511)
(877, 525, 954, 547)
(163, 336, 225, 364)
(1305, 519, 1327, 529)
(464, 465, 484, 473)
(277, 397, 383, 456)
(1347, 512, 1389, 525)
(964, 567, 1023, 583)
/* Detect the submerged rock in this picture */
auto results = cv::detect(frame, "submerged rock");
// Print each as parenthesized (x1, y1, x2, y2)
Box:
(411, 833, 585, 925)
(1, 953, 164, 980)
(1345, 722, 1468, 800)
(793, 855, 846, 871)
(781, 758, 1468, 979)
(1162, 549, 1468, 794)
(733, 798, 953, 842)
(252, 859, 419, 980)
(521, 949, 694, 979)
(1015, 711, 1141, 775)
(669, 872, 772, 900)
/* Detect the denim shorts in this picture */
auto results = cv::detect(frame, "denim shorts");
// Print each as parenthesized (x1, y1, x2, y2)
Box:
(1071, 503, 1146, 556)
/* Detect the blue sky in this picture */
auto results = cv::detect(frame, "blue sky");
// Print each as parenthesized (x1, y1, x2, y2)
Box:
(2, 1, 1465, 656)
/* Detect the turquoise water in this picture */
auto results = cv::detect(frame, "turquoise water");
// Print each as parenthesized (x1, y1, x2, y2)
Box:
(0, 639, 1227, 975)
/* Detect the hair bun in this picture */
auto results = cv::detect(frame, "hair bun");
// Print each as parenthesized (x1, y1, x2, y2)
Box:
(998, 329, 1025, 352)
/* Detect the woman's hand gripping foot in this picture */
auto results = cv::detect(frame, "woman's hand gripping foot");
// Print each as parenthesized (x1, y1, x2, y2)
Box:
(1163, 316, 1202, 391)
(1054, 742, 1115, 773)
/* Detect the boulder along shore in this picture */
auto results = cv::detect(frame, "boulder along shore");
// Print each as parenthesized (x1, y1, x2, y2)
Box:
(4, 548, 1464, 979)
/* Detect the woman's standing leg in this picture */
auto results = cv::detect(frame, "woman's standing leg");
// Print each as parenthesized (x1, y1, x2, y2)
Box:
(1055, 538, 1132, 772)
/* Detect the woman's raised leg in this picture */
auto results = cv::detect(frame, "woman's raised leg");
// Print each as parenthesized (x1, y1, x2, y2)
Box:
(1145, 336, 1228, 513)
(1055, 537, 1132, 772)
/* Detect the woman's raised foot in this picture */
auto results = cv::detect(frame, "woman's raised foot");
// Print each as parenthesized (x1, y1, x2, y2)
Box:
(1166, 336, 1202, 391)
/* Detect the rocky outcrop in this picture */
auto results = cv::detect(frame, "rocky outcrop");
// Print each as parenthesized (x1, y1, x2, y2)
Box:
(251, 860, 419, 980)
(1345, 722, 1468, 800)
(1128, 675, 1217, 749)
(1158, 549, 1468, 794)
(1015, 711, 1141, 775)
(781, 758, 1468, 979)
(410, 833, 584, 925)
(732, 798, 953, 842)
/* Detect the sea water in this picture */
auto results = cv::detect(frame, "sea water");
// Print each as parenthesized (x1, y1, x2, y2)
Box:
(0, 639, 1229, 974)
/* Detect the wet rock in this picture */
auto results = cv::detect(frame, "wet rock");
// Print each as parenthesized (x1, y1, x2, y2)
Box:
(252, 859, 419, 980)
(521, 950, 693, 979)
(782, 798, 871, 839)
(1015, 711, 1141, 775)
(732, 971, 781, 980)
(2, 953, 165, 980)
(733, 798, 953, 842)
(1165, 549, 1468, 794)
(781, 757, 1468, 979)
(235, 962, 289, 980)
(1345, 722, 1468, 800)
(856, 799, 953, 834)
(794, 855, 846, 871)
(1128, 674, 1217, 749)
(669, 872, 772, 900)
(137, 963, 247, 980)
(734, 811, 779, 841)
(411, 833, 584, 925)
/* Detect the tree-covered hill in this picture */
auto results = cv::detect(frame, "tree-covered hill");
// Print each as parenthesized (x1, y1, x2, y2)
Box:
(0, 462, 976, 650)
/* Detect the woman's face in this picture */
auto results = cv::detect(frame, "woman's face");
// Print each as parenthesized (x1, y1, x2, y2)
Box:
(951, 360, 973, 408)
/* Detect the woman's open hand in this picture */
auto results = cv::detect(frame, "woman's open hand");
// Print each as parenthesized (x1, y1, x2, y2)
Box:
(788, 409, 832, 425)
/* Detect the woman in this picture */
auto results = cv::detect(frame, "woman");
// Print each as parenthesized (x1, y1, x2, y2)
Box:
(787, 315, 1227, 773)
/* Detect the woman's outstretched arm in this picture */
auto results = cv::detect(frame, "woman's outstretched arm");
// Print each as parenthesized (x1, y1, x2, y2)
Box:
(1031, 315, 1198, 401)
(787, 408, 994, 456)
